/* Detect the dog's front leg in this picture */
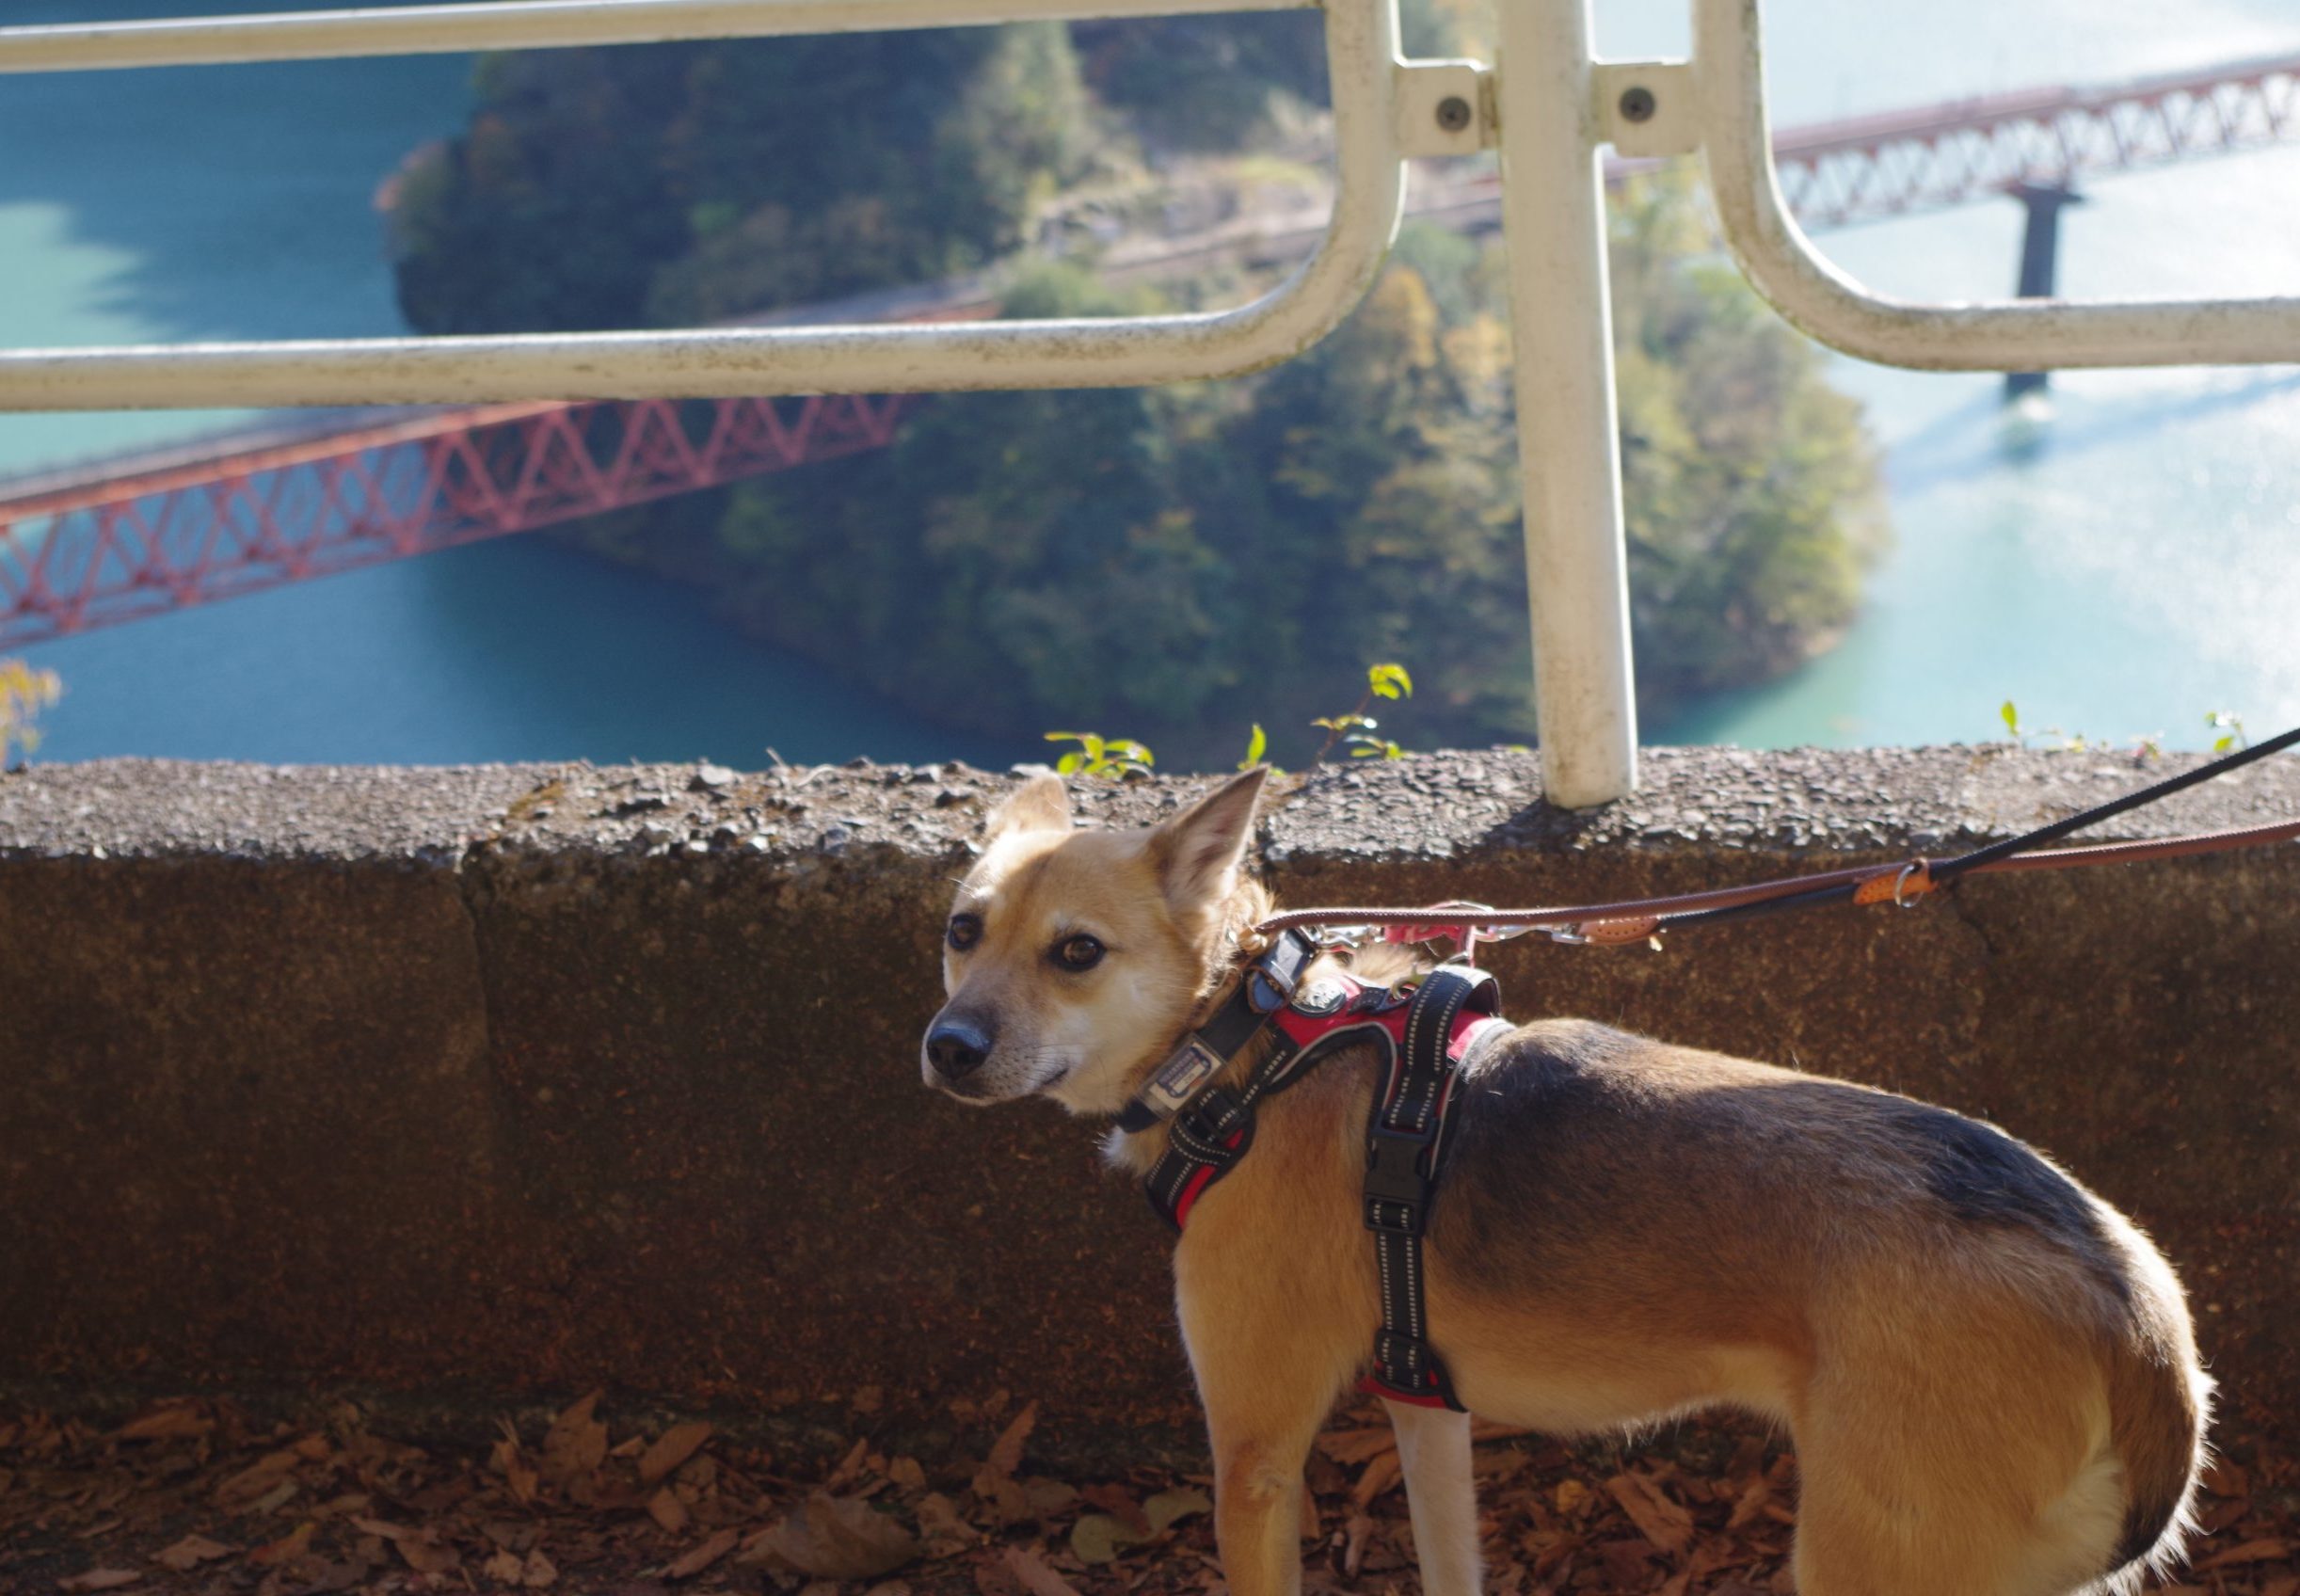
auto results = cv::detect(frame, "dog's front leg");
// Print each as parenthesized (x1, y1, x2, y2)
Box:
(1188, 1319, 1348, 1596)
(1384, 1400, 1481, 1596)
(1199, 1384, 1331, 1596)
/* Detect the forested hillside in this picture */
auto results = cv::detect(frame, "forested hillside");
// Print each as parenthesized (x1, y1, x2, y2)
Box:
(383, 14, 1885, 765)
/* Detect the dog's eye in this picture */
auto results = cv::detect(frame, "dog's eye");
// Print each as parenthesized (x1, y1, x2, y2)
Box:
(947, 914, 983, 952)
(1052, 934, 1106, 972)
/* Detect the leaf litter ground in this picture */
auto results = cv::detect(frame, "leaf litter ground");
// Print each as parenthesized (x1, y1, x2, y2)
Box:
(5, 1393, 2292, 1595)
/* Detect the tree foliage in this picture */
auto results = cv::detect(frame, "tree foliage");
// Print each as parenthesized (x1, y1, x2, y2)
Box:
(387, 25, 1091, 332)
(571, 182, 1883, 767)
(386, 28, 1886, 767)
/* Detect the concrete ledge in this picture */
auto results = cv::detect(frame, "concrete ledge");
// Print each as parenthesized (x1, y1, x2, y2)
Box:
(3, 747, 2296, 1453)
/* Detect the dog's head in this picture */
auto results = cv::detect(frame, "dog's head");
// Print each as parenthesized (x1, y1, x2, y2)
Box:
(920, 766, 1270, 1114)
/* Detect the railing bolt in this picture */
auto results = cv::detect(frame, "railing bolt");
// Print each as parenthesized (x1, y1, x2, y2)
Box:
(1618, 85, 1657, 123)
(1435, 94, 1474, 133)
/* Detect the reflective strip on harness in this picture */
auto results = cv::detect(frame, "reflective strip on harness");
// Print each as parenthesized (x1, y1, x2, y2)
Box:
(1354, 966, 1503, 1412)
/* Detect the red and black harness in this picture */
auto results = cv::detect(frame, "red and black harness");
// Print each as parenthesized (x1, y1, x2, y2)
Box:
(1117, 930, 1509, 1412)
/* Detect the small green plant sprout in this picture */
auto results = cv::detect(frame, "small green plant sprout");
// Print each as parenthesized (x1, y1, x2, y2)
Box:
(1999, 699, 2029, 748)
(1, 658, 61, 766)
(1312, 663, 1415, 765)
(2206, 710, 2249, 753)
(1996, 699, 2094, 752)
(1238, 724, 1268, 772)
(1044, 731, 1155, 780)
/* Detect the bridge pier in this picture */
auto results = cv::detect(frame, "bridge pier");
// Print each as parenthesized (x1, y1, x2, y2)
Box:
(2004, 182, 2086, 401)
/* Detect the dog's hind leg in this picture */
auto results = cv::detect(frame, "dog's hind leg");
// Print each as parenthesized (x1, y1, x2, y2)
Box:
(1790, 1305, 2127, 1596)
(1385, 1401, 1481, 1596)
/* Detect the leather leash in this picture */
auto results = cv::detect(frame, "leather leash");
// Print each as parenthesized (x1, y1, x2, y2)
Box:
(1257, 726, 2300, 951)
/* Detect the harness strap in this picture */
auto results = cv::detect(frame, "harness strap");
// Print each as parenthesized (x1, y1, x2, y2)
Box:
(1130, 946, 1509, 1412)
(1358, 965, 1502, 1412)
(1118, 929, 1318, 1140)
(1131, 930, 1323, 1230)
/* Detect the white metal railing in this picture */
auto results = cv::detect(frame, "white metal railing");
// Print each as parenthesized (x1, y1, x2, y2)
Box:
(5, 0, 2299, 806)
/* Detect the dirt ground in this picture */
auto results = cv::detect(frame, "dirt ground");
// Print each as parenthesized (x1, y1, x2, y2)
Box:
(3, 1393, 2292, 1596)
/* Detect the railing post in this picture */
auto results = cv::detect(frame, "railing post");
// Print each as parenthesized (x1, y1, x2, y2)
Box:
(1493, 0, 1638, 807)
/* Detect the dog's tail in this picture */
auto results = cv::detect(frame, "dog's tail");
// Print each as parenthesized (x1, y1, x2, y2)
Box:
(2091, 1250, 2212, 1592)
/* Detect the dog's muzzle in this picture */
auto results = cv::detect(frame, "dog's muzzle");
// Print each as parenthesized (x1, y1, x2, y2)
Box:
(924, 1016, 995, 1084)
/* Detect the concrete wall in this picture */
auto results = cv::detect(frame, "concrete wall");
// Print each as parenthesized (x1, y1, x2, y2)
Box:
(2, 748, 2294, 1453)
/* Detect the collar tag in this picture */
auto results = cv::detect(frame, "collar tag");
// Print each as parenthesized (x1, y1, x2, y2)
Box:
(1142, 1036, 1226, 1120)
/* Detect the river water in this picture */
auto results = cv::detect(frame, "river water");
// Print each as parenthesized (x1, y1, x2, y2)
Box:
(8, 0, 2298, 767)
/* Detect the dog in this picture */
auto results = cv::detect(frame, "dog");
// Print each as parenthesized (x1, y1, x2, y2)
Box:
(922, 766, 2210, 1596)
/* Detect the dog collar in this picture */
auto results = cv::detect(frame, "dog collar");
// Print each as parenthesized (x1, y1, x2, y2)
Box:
(1113, 929, 1322, 1135)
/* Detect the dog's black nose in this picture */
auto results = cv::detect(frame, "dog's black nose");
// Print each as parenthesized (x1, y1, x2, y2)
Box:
(926, 1019, 994, 1081)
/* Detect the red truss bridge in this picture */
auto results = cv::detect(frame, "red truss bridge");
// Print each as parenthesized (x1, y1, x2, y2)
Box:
(1770, 49, 2300, 229)
(6, 46, 2297, 649)
(0, 394, 913, 646)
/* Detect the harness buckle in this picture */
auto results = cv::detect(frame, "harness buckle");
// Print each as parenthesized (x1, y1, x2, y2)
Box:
(1245, 929, 1318, 1013)
(1364, 1127, 1432, 1235)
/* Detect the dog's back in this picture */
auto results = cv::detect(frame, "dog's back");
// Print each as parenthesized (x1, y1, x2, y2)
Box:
(1428, 1017, 2209, 1594)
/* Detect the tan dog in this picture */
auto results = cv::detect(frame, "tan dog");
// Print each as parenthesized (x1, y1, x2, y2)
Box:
(922, 768, 2210, 1596)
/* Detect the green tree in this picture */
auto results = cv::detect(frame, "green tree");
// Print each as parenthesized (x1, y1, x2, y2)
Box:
(1073, 0, 1460, 152)
(595, 184, 1884, 767)
(390, 26, 1885, 766)
(388, 25, 1092, 332)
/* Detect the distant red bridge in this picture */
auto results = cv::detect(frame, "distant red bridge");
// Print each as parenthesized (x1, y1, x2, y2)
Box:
(6, 47, 2295, 648)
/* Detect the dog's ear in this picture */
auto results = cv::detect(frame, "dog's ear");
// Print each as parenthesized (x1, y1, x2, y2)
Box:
(1148, 766, 1269, 912)
(984, 771, 1072, 841)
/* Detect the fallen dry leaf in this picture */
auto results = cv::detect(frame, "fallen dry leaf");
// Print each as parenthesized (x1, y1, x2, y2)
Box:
(57, 1572, 141, 1593)
(915, 1492, 978, 1557)
(214, 1445, 301, 1509)
(151, 1535, 231, 1572)
(664, 1526, 740, 1580)
(1069, 1515, 1139, 1566)
(743, 1493, 921, 1579)
(1725, 1472, 1773, 1531)
(1315, 1428, 1399, 1467)
(638, 1421, 713, 1487)
(540, 1392, 610, 1490)
(974, 1401, 1040, 1498)
(2203, 1455, 2251, 1499)
(1002, 1544, 1084, 1596)
(114, 1405, 211, 1444)
(355, 1517, 457, 1574)
(1143, 1489, 1210, 1530)
(493, 1430, 541, 1506)
(1351, 1452, 1402, 1508)
(647, 1485, 692, 1534)
(1079, 1483, 1150, 1537)
(247, 1522, 316, 1568)
(1606, 1471, 1694, 1555)
(2197, 1537, 2292, 1571)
